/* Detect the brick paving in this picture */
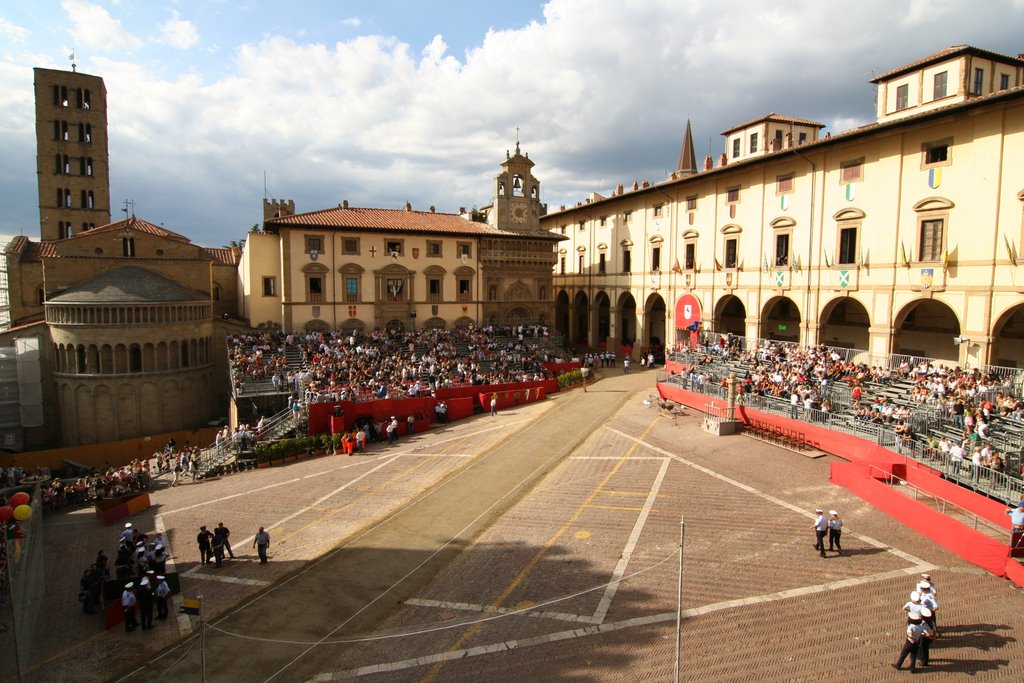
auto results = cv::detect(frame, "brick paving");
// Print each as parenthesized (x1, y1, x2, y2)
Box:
(12, 365, 1024, 682)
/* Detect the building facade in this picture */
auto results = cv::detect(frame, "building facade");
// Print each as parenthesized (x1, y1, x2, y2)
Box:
(542, 45, 1024, 369)
(34, 66, 111, 240)
(244, 144, 563, 333)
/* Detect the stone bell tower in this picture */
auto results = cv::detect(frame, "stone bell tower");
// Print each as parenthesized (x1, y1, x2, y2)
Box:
(489, 139, 544, 233)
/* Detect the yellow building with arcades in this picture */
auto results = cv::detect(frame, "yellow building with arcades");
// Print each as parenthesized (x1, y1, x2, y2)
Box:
(543, 44, 1024, 370)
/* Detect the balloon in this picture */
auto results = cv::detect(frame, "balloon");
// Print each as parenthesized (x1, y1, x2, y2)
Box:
(0, 506, 12, 522)
(12, 505, 31, 522)
(9, 492, 29, 507)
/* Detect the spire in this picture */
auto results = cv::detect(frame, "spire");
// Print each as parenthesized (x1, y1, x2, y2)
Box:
(677, 119, 697, 177)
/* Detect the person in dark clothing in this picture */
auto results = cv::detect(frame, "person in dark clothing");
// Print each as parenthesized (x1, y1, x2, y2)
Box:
(137, 578, 154, 631)
(211, 528, 225, 568)
(196, 526, 213, 564)
(217, 522, 235, 559)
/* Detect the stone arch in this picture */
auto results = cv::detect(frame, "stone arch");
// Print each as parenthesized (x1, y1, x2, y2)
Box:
(593, 290, 611, 346)
(760, 296, 801, 342)
(555, 290, 570, 340)
(617, 291, 638, 347)
(819, 296, 871, 350)
(644, 292, 667, 356)
(713, 295, 746, 335)
(573, 290, 590, 345)
(453, 316, 475, 329)
(421, 317, 447, 330)
(338, 318, 367, 335)
(990, 303, 1024, 367)
(304, 319, 331, 333)
(892, 299, 961, 361)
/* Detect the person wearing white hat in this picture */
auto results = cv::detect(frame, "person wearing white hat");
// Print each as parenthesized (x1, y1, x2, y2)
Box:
(121, 582, 138, 632)
(919, 582, 938, 631)
(119, 522, 134, 545)
(137, 575, 154, 631)
(917, 607, 936, 667)
(903, 591, 924, 623)
(155, 575, 171, 620)
(915, 573, 937, 597)
(893, 611, 929, 672)
(812, 509, 828, 558)
(827, 510, 844, 555)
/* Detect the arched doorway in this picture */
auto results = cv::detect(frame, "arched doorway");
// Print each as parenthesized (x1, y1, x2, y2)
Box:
(555, 290, 570, 340)
(593, 291, 611, 346)
(618, 292, 637, 347)
(573, 291, 590, 346)
(893, 299, 960, 361)
(508, 306, 531, 323)
(991, 304, 1024, 367)
(820, 297, 871, 350)
(760, 296, 801, 342)
(714, 295, 745, 335)
(644, 293, 666, 358)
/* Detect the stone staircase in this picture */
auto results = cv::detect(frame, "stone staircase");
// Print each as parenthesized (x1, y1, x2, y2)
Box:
(195, 406, 304, 479)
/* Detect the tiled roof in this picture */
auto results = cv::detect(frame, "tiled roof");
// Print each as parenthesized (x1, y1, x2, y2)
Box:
(84, 216, 193, 243)
(22, 241, 57, 261)
(203, 247, 239, 265)
(870, 45, 1024, 83)
(266, 205, 525, 237)
(721, 113, 826, 136)
(48, 265, 206, 304)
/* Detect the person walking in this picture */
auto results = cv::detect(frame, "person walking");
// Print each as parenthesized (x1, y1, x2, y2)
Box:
(917, 607, 936, 666)
(490, 394, 498, 417)
(623, 356, 631, 374)
(827, 510, 844, 555)
(893, 618, 926, 672)
(812, 508, 828, 558)
(211, 527, 226, 568)
(407, 414, 415, 435)
(387, 416, 399, 444)
(196, 526, 213, 565)
(254, 526, 271, 564)
(217, 522, 235, 559)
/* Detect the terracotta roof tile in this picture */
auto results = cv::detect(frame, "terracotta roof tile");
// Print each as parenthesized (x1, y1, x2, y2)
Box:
(203, 247, 239, 265)
(721, 112, 826, 136)
(84, 216, 193, 243)
(266, 205, 525, 237)
(870, 45, 1024, 83)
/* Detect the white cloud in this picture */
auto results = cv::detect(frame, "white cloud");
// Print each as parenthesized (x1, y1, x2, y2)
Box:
(341, 17, 362, 27)
(61, 0, 142, 52)
(0, 18, 29, 43)
(159, 11, 199, 50)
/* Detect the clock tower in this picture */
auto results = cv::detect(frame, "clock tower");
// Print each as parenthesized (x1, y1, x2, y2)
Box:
(489, 140, 543, 233)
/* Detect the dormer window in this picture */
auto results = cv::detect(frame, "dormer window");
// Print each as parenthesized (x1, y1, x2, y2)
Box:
(933, 71, 948, 99)
(895, 84, 910, 111)
(749, 132, 759, 154)
(973, 67, 984, 95)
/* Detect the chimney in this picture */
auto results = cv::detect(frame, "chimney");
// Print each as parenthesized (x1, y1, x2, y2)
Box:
(768, 138, 778, 152)
(429, 205, 435, 213)
(632, 181, 639, 191)
(342, 199, 349, 209)
(404, 202, 412, 211)
(616, 183, 624, 195)
(784, 132, 792, 150)
(459, 207, 466, 214)
(641, 180, 650, 188)
(718, 153, 728, 167)
(703, 155, 713, 171)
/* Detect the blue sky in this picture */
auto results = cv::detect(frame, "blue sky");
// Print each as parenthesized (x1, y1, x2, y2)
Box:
(2, 0, 1023, 248)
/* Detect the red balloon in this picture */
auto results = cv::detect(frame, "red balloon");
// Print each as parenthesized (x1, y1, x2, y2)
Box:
(9, 492, 30, 507)
(0, 506, 13, 522)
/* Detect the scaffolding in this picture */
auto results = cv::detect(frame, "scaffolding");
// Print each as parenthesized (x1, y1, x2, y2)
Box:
(0, 246, 10, 331)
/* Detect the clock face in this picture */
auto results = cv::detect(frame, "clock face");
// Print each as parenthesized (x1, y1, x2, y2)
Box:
(511, 206, 526, 223)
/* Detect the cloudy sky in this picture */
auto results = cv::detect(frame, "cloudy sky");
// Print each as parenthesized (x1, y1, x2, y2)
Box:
(1, 0, 1022, 249)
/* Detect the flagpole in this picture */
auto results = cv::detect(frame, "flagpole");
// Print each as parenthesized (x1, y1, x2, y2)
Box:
(199, 594, 206, 683)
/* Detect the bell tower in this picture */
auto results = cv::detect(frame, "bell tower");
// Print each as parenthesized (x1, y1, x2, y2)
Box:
(490, 138, 543, 233)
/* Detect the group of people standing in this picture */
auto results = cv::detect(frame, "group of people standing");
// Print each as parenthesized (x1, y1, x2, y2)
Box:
(894, 574, 940, 672)
(195, 522, 235, 568)
(108, 522, 172, 633)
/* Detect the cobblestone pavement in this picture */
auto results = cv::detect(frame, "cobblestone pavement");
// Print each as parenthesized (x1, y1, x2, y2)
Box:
(13, 366, 1024, 682)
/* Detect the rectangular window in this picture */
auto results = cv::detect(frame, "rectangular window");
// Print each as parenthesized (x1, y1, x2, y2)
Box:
(919, 219, 944, 262)
(686, 195, 697, 211)
(724, 239, 738, 269)
(895, 84, 909, 111)
(774, 129, 783, 147)
(838, 226, 858, 265)
(653, 204, 663, 218)
(775, 233, 790, 266)
(560, 256, 566, 275)
(1000, 73, 1010, 90)
(578, 221, 585, 231)
(457, 278, 471, 301)
(750, 132, 759, 154)
(457, 242, 472, 258)
(685, 243, 696, 270)
(622, 250, 631, 273)
(262, 277, 276, 296)
(840, 159, 864, 183)
(578, 254, 585, 272)
(345, 277, 359, 302)
(426, 240, 442, 257)
(623, 211, 632, 224)
(122, 237, 135, 257)
(973, 67, 984, 95)
(727, 187, 739, 203)
(599, 216, 607, 226)
(428, 278, 442, 301)
(385, 240, 403, 256)
(798, 132, 808, 145)
(924, 141, 950, 166)
(598, 253, 606, 275)
(308, 276, 324, 303)
(652, 246, 661, 271)
(732, 138, 740, 158)
(933, 71, 948, 99)
(559, 224, 566, 234)
(305, 236, 323, 255)
(342, 238, 359, 255)
(776, 175, 794, 194)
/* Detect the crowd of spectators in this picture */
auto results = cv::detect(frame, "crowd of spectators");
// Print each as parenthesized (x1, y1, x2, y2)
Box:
(228, 324, 570, 404)
(41, 461, 151, 512)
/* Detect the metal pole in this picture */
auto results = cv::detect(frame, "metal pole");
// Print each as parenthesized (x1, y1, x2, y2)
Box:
(675, 514, 685, 683)
(199, 595, 206, 683)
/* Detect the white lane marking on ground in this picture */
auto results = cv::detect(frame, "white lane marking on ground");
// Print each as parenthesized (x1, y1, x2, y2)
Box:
(308, 566, 931, 681)
(179, 571, 271, 587)
(154, 514, 193, 636)
(404, 598, 589, 624)
(591, 455, 670, 625)
(606, 427, 934, 567)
